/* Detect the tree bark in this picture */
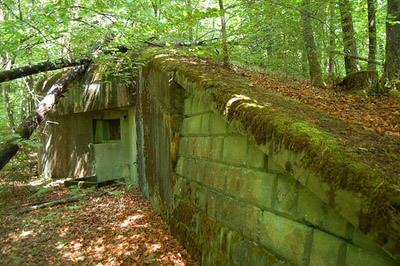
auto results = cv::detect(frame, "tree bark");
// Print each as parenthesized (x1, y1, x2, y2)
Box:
(2, 84, 16, 132)
(0, 57, 92, 84)
(219, 0, 229, 67)
(338, 0, 359, 74)
(383, 0, 400, 89)
(301, 0, 324, 87)
(328, 2, 336, 74)
(367, 0, 377, 70)
(0, 64, 86, 170)
(0, 35, 116, 170)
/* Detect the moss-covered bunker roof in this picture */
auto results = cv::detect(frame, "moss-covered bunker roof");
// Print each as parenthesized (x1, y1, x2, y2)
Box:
(141, 49, 400, 261)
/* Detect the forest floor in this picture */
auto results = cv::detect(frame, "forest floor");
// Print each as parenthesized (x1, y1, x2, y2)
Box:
(0, 180, 197, 266)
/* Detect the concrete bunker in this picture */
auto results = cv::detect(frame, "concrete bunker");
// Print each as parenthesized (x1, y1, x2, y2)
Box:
(38, 66, 138, 185)
(38, 52, 400, 265)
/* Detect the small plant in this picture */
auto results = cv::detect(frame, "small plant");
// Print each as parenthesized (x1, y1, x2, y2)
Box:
(29, 187, 54, 198)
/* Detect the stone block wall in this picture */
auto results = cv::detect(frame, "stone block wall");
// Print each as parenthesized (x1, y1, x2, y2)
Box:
(137, 58, 398, 265)
(169, 95, 398, 265)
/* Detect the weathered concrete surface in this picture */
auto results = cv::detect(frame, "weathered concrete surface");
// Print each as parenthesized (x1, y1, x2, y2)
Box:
(38, 66, 137, 183)
(137, 53, 399, 265)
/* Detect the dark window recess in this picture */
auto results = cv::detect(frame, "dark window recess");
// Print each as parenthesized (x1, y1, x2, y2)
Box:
(109, 120, 121, 140)
(93, 119, 121, 143)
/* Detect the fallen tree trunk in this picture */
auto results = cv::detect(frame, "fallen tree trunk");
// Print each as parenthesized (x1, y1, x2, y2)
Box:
(0, 37, 113, 171)
(0, 65, 87, 170)
(0, 57, 92, 84)
(13, 184, 123, 215)
(0, 45, 128, 84)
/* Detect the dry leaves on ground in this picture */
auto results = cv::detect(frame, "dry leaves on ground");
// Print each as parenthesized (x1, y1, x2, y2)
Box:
(240, 70, 400, 139)
(0, 183, 197, 266)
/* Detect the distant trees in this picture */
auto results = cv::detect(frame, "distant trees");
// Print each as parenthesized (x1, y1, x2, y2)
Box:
(1, 0, 400, 169)
(383, 0, 400, 89)
(300, 0, 324, 86)
(338, 0, 360, 74)
(367, 0, 377, 71)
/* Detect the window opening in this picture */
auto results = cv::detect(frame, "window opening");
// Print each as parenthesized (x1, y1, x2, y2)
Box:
(93, 119, 121, 143)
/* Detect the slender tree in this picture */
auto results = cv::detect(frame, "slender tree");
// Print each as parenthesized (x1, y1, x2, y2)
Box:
(338, 0, 359, 74)
(301, 0, 324, 86)
(328, 3, 336, 74)
(219, 0, 229, 67)
(367, 0, 377, 70)
(383, 0, 400, 89)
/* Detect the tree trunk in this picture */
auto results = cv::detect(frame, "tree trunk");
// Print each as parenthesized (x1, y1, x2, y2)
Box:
(301, 0, 324, 87)
(383, 0, 400, 89)
(219, 0, 229, 67)
(328, 3, 336, 74)
(0, 45, 127, 84)
(338, 0, 359, 74)
(0, 64, 87, 170)
(186, 0, 194, 41)
(0, 36, 115, 170)
(2, 84, 16, 132)
(367, 0, 377, 70)
(0, 57, 92, 84)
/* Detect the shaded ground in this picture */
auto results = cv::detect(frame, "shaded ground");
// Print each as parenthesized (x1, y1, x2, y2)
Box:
(0, 181, 197, 266)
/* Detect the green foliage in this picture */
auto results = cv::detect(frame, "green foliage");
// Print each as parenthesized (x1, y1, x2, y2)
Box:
(0, 0, 394, 156)
(29, 187, 54, 198)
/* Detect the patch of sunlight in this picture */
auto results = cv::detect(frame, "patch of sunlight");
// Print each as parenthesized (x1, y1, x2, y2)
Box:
(224, 94, 252, 115)
(121, 214, 143, 227)
(83, 83, 100, 111)
(19, 230, 33, 238)
(146, 243, 162, 253)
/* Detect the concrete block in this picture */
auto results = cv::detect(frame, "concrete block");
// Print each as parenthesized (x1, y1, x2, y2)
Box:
(309, 230, 346, 266)
(191, 97, 200, 114)
(259, 211, 313, 265)
(204, 162, 227, 191)
(334, 189, 362, 228)
(206, 191, 219, 219)
(186, 137, 197, 158)
(223, 136, 247, 166)
(227, 123, 239, 134)
(274, 174, 299, 217)
(297, 186, 324, 227)
(214, 197, 262, 240)
(352, 228, 387, 255)
(200, 113, 211, 135)
(183, 96, 193, 116)
(184, 115, 202, 135)
(187, 159, 205, 183)
(176, 157, 185, 176)
(210, 113, 228, 135)
(196, 99, 211, 114)
(178, 137, 189, 157)
(268, 157, 286, 174)
(345, 244, 398, 266)
(225, 167, 242, 197)
(191, 182, 208, 211)
(246, 142, 266, 169)
(181, 118, 189, 136)
(173, 176, 187, 199)
(240, 205, 263, 240)
(239, 169, 275, 210)
(232, 239, 283, 266)
(322, 205, 353, 240)
(195, 137, 211, 159)
(211, 137, 224, 161)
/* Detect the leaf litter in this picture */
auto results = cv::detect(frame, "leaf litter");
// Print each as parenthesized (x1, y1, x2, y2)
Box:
(0, 183, 197, 265)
